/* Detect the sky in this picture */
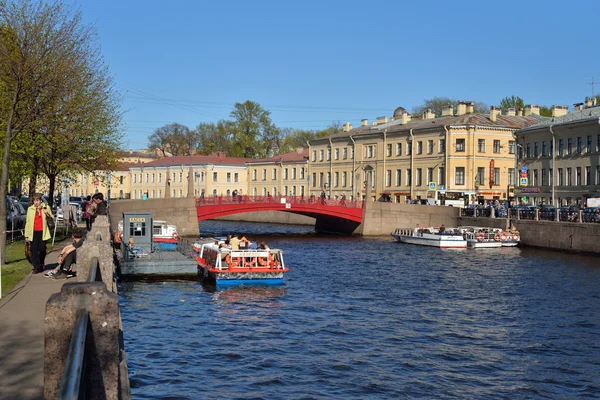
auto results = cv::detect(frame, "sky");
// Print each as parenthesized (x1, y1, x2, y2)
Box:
(76, 0, 600, 151)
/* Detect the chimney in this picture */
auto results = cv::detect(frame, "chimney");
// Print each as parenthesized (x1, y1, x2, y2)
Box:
(585, 97, 594, 108)
(466, 101, 475, 114)
(506, 108, 516, 116)
(374, 116, 389, 125)
(490, 106, 500, 122)
(400, 111, 411, 124)
(456, 102, 467, 116)
(343, 122, 352, 132)
(423, 108, 435, 119)
(574, 102, 584, 112)
(517, 108, 524, 116)
(551, 105, 568, 117)
(361, 119, 368, 127)
(524, 104, 540, 116)
(296, 146, 304, 154)
(441, 105, 454, 116)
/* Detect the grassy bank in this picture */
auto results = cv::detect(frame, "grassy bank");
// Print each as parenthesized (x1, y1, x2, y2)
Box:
(1, 232, 71, 299)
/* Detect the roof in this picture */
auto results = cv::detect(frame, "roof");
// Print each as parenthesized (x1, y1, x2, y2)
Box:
(518, 105, 600, 132)
(314, 113, 543, 142)
(245, 149, 309, 165)
(131, 154, 254, 168)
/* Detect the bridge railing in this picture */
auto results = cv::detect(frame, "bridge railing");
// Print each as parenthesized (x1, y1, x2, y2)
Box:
(196, 195, 363, 209)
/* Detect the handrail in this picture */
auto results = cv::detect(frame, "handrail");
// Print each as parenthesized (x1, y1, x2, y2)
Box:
(195, 194, 363, 209)
(57, 308, 89, 400)
(89, 257, 101, 282)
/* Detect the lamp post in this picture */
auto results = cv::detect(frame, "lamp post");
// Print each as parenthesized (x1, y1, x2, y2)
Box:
(515, 142, 523, 204)
(105, 172, 112, 204)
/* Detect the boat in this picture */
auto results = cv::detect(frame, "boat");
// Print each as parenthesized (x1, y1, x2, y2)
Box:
(500, 230, 520, 247)
(114, 220, 180, 250)
(196, 243, 289, 286)
(458, 227, 503, 248)
(391, 227, 467, 248)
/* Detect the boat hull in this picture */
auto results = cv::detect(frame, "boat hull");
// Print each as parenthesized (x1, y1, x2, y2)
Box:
(154, 237, 178, 250)
(391, 233, 467, 248)
(466, 240, 503, 248)
(198, 264, 286, 286)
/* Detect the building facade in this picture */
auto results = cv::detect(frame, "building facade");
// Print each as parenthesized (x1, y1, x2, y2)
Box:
(515, 99, 600, 206)
(308, 103, 542, 204)
(246, 148, 309, 197)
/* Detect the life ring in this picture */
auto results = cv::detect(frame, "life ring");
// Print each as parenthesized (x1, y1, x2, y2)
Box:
(475, 232, 484, 242)
(500, 232, 508, 241)
(244, 257, 257, 267)
(494, 233, 501, 241)
(225, 254, 239, 267)
(258, 257, 269, 267)
(512, 234, 519, 241)
(172, 232, 179, 240)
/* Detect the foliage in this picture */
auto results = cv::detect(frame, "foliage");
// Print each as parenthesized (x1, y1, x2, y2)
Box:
(499, 95, 525, 112)
(412, 97, 487, 117)
(148, 123, 195, 156)
(229, 100, 277, 158)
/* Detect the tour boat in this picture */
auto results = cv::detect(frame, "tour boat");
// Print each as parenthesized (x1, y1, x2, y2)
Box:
(458, 227, 503, 248)
(196, 243, 289, 286)
(114, 220, 180, 250)
(391, 227, 467, 248)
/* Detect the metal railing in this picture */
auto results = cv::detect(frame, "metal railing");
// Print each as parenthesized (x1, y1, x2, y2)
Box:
(195, 194, 363, 209)
(461, 207, 600, 224)
(57, 257, 101, 399)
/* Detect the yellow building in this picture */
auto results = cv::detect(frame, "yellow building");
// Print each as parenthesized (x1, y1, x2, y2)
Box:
(247, 148, 309, 197)
(129, 153, 251, 199)
(308, 103, 542, 204)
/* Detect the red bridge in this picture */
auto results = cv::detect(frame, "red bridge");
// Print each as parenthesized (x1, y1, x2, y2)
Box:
(196, 195, 364, 234)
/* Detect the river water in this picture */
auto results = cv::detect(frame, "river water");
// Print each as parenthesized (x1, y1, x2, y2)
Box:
(119, 221, 600, 399)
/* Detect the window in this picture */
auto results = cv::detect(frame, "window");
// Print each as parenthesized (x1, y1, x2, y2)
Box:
(549, 168, 553, 185)
(327, 148, 331, 161)
(478, 139, 486, 153)
(342, 171, 347, 187)
(312, 151, 316, 161)
(567, 138, 572, 155)
(366, 145, 374, 158)
(312, 173, 316, 187)
(226, 172, 231, 183)
(158, 173, 162, 183)
(262, 169, 267, 181)
(597, 166, 600, 185)
(416, 141, 422, 155)
(406, 169, 412, 186)
(179, 172, 182, 182)
(234, 173, 239, 183)
(455, 139, 465, 152)
(542, 142, 547, 156)
(455, 167, 465, 185)
(558, 168, 563, 186)
(587, 135, 592, 153)
(508, 168, 515, 186)
(534, 142, 539, 157)
(426, 140, 433, 154)
(494, 168, 500, 186)
(334, 172, 339, 187)
(145, 173, 149, 183)
(292, 168, 297, 180)
(540, 169, 546, 186)
(526, 143, 531, 158)
(395, 169, 402, 186)
(252, 169, 257, 181)
(343, 148, 348, 159)
(386, 144, 392, 157)
(151, 173, 155, 183)
(386, 170, 391, 187)
(416, 168, 422, 186)
(566, 167, 572, 186)
(300, 167, 305, 179)
(532, 169, 538, 186)
(438, 167, 445, 186)
(586, 166, 591, 185)
(476, 167, 485, 186)
(493, 140, 501, 153)
(508, 141, 515, 154)
(335, 148, 340, 160)
(406, 142, 412, 155)
(576, 137, 582, 153)
(427, 168, 433, 183)
(319, 150, 324, 161)
(213, 172, 218, 182)
(284, 168, 288, 180)
(558, 139, 563, 156)
(576, 167, 581, 185)
(396, 143, 402, 156)
(549, 141, 553, 156)
(133, 174, 137, 184)
(439, 139, 445, 153)
(351, 147, 354, 159)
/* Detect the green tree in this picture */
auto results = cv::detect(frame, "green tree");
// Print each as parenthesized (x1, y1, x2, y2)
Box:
(538, 106, 552, 117)
(194, 121, 234, 156)
(279, 128, 316, 154)
(499, 95, 525, 112)
(229, 100, 275, 158)
(148, 123, 193, 156)
(412, 97, 487, 117)
(315, 121, 343, 138)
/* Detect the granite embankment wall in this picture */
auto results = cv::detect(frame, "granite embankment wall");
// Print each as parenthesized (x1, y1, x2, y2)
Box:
(459, 216, 600, 254)
(358, 202, 459, 236)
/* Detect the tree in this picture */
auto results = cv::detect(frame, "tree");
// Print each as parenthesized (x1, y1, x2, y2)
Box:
(229, 100, 275, 158)
(148, 123, 192, 156)
(315, 121, 343, 138)
(499, 95, 525, 112)
(412, 97, 487, 117)
(279, 128, 316, 154)
(194, 121, 234, 156)
(1, 0, 115, 263)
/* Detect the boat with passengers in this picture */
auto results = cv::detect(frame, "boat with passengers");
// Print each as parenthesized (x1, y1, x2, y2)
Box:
(196, 243, 289, 286)
(458, 226, 520, 248)
(391, 227, 467, 248)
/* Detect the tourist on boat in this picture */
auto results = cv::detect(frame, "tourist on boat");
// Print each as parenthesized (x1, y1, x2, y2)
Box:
(230, 234, 240, 250)
(239, 235, 249, 249)
(258, 241, 269, 250)
(439, 224, 445, 233)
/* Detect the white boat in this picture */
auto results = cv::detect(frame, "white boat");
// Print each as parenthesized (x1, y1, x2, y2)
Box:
(458, 228, 502, 248)
(391, 227, 467, 248)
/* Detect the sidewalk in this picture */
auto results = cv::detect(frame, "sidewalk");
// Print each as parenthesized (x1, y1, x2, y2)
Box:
(0, 243, 71, 400)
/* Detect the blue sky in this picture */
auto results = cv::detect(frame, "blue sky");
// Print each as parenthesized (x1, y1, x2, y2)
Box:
(77, 0, 600, 151)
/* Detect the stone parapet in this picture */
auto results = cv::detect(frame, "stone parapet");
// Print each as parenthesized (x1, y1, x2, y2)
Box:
(78, 215, 115, 291)
(359, 202, 459, 235)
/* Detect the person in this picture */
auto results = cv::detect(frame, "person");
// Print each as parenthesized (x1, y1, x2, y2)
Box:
(83, 195, 93, 231)
(230, 234, 240, 250)
(24, 193, 54, 274)
(92, 192, 108, 215)
(239, 234, 249, 249)
(320, 191, 326, 205)
(267, 192, 272, 202)
(257, 241, 269, 250)
(439, 224, 445, 233)
(45, 229, 85, 279)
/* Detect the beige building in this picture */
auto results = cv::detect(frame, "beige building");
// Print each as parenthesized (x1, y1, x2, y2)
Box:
(246, 148, 309, 197)
(129, 153, 250, 199)
(515, 98, 600, 206)
(308, 103, 542, 204)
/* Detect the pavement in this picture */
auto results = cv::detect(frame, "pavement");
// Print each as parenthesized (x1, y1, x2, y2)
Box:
(0, 241, 72, 400)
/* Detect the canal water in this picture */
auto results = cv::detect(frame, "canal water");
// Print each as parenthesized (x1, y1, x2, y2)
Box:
(119, 221, 600, 399)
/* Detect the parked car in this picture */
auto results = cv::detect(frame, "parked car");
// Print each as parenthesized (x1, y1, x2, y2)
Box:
(582, 207, 600, 223)
(539, 205, 557, 221)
